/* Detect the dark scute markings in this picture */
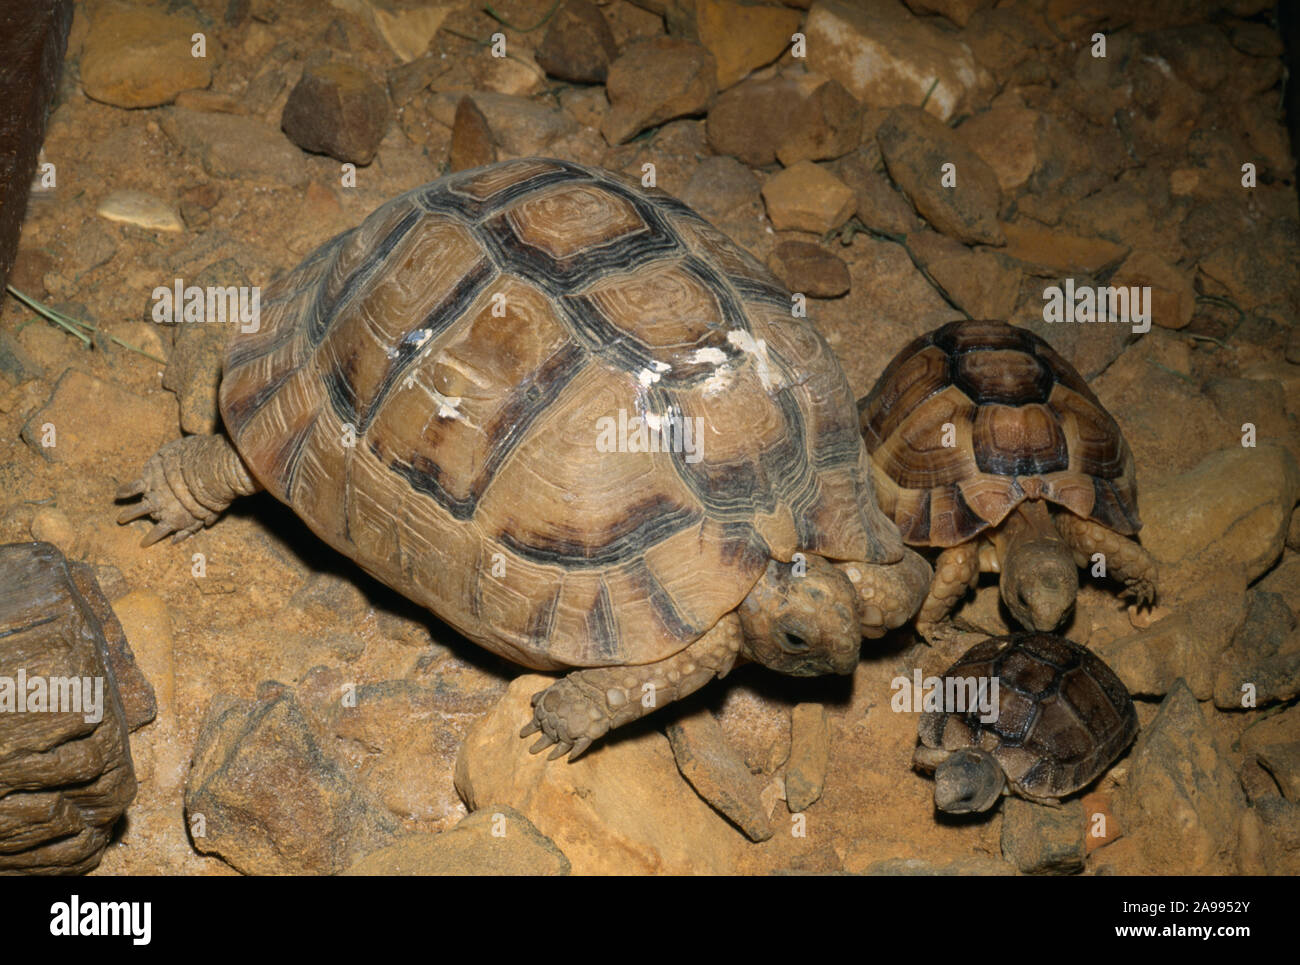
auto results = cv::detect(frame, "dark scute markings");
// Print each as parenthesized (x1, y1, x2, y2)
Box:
(951, 346, 1053, 406)
(223, 367, 295, 443)
(224, 316, 298, 376)
(679, 254, 750, 333)
(625, 558, 699, 641)
(378, 339, 589, 521)
(935, 482, 989, 542)
(585, 581, 620, 660)
(321, 347, 365, 428)
(479, 211, 678, 292)
(358, 258, 497, 433)
(560, 292, 743, 387)
(474, 338, 589, 500)
(496, 494, 702, 568)
(858, 340, 949, 451)
(306, 205, 428, 348)
(973, 433, 1069, 477)
(385, 448, 476, 521)
(728, 276, 790, 312)
(524, 587, 561, 654)
(899, 486, 931, 543)
(430, 161, 597, 222)
(269, 408, 322, 498)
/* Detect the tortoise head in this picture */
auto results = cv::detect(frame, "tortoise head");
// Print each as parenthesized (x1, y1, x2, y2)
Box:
(737, 556, 860, 676)
(1001, 538, 1079, 631)
(931, 746, 1006, 813)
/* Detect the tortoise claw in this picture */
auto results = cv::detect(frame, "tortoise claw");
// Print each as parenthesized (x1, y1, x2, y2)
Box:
(116, 502, 154, 525)
(518, 720, 541, 739)
(566, 737, 593, 761)
(529, 734, 556, 754)
(546, 742, 571, 762)
(116, 478, 146, 500)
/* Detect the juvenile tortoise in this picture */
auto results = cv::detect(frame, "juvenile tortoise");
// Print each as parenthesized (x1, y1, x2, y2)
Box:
(913, 631, 1138, 813)
(117, 158, 930, 760)
(858, 319, 1157, 634)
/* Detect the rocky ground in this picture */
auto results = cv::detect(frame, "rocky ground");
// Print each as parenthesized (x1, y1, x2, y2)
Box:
(1, 0, 1298, 875)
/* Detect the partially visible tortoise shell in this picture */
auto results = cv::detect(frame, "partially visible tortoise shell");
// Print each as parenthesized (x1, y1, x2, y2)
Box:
(918, 632, 1138, 801)
(859, 320, 1140, 547)
(218, 158, 901, 671)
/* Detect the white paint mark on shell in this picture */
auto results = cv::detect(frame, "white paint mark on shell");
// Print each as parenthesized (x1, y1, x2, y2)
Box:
(727, 329, 779, 390)
(690, 347, 727, 365)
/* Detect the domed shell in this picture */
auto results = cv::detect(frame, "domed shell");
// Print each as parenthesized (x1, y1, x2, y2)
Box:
(859, 319, 1140, 546)
(219, 158, 902, 671)
(917, 632, 1138, 801)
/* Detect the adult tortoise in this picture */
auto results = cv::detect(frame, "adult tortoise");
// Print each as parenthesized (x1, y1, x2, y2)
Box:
(118, 158, 930, 760)
(914, 632, 1138, 812)
(859, 319, 1157, 634)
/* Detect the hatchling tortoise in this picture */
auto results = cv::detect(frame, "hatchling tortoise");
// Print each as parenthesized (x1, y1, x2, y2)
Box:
(858, 319, 1158, 634)
(913, 631, 1138, 812)
(117, 158, 931, 760)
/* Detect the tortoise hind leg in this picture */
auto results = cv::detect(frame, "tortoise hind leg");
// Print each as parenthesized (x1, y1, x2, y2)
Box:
(116, 434, 261, 546)
(1053, 512, 1158, 606)
(522, 613, 743, 762)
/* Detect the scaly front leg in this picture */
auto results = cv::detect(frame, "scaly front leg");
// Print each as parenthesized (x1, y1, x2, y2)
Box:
(520, 613, 743, 761)
(916, 543, 981, 633)
(1054, 512, 1158, 606)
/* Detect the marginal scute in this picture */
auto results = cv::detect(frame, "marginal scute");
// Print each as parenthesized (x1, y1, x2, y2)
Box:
(219, 160, 895, 669)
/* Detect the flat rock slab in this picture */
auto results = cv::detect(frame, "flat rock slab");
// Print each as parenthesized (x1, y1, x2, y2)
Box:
(344, 806, 570, 875)
(185, 682, 401, 875)
(666, 708, 773, 841)
(160, 109, 308, 186)
(0, 0, 73, 292)
(1000, 797, 1086, 875)
(455, 675, 748, 874)
(785, 703, 830, 812)
(21, 368, 176, 468)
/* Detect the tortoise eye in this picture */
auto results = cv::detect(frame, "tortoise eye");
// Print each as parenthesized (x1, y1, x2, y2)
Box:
(781, 632, 810, 653)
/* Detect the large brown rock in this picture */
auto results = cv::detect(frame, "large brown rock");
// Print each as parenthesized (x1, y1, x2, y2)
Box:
(80, 2, 212, 109)
(454, 675, 747, 874)
(1142, 445, 1300, 587)
(536, 0, 618, 84)
(707, 75, 811, 167)
(776, 80, 863, 166)
(695, 0, 801, 90)
(761, 161, 855, 233)
(281, 62, 390, 166)
(666, 709, 772, 841)
(877, 107, 1004, 246)
(0, 542, 138, 875)
(602, 38, 716, 144)
(1119, 681, 1246, 874)
(805, 0, 990, 122)
(185, 683, 401, 875)
(161, 109, 309, 186)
